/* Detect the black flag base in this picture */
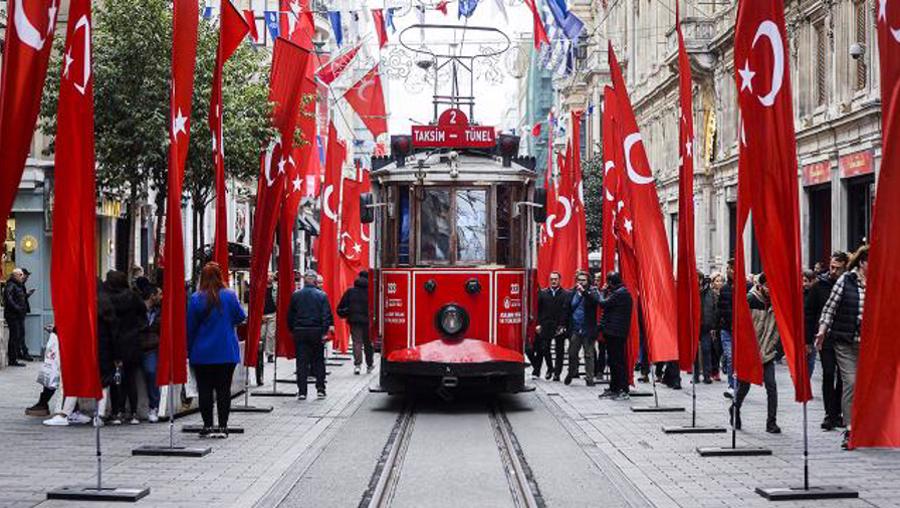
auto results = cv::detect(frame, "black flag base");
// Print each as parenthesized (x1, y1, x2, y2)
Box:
(181, 424, 245, 434)
(628, 391, 653, 397)
(630, 406, 685, 413)
(132, 445, 211, 457)
(755, 486, 858, 501)
(696, 446, 772, 457)
(662, 425, 727, 434)
(47, 486, 150, 502)
(251, 391, 297, 397)
(231, 404, 274, 413)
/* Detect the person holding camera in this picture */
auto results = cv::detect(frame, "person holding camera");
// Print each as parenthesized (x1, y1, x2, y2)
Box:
(565, 271, 601, 386)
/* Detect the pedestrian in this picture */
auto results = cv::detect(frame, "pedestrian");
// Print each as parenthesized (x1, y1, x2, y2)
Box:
(718, 259, 736, 398)
(258, 273, 278, 387)
(697, 272, 718, 384)
(593, 272, 609, 380)
(534, 272, 569, 381)
(597, 272, 634, 401)
(565, 271, 600, 386)
(3, 268, 28, 366)
(18, 268, 35, 360)
(287, 270, 334, 400)
(731, 273, 781, 434)
(802, 269, 817, 378)
(815, 245, 867, 450)
(187, 262, 246, 438)
(105, 270, 146, 425)
(337, 270, 374, 375)
(138, 284, 162, 423)
(25, 325, 91, 425)
(708, 272, 725, 381)
(806, 251, 848, 431)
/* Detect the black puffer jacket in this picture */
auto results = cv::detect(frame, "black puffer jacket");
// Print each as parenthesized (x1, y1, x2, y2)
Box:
(2, 277, 27, 320)
(717, 280, 734, 332)
(337, 275, 369, 326)
(598, 284, 633, 339)
(97, 283, 117, 386)
(106, 283, 146, 364)
(804, 273, 835, 346)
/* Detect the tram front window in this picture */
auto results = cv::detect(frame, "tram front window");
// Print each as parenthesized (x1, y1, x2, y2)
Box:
(420, 189, 452, 262)
(456, 189, 487, 263)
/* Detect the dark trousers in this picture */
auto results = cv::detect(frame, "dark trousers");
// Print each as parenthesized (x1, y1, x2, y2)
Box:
(529, 334, 553, 375)
(350, 323, 374, 368)
(567, 332, 595, 381)
(6, 317, 24, 364)
(111, 360, 140, 417)
(595, 340, 608, 378)
(294, 330, 326, 396)
(607, 334, 628, 393)
(710, 331, 722, 375)
(551, 334, 566, 376)
(697, 331, 713, 380)
(193, 363, 236, 429)
(735, 360, 777, 425)
(820, 345, 843, 425)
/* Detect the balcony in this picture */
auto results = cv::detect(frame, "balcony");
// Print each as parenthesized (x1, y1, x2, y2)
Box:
(665, 17, 717, 74)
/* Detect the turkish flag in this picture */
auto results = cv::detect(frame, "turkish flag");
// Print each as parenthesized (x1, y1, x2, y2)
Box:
(675, 6, 701, 373)
(316, 44, 361, 85)
(372, 9, 388, 48)
(243, 10, 259, 43)
(280, 0, 314, 44)
(344, 65, 388, 139)
(317, 123, 349, 352)
(608, 43, 679, 363)
(850, 2, 900, 448)
(0, 0, 58, 229)
(548, 147, 582, 287)
(158, 0, 199, 387)
(523, 0, 550, 49)
(246, 38, 312, 369)
(733, 0, 810, 401)
(536, 169, 557, 288)
(600, 86, 620, 285)
(51, 0, 101, 400)
(336, 168, 368, 353)
(571, 111, 589, 273)
(211, 0, 250, 283)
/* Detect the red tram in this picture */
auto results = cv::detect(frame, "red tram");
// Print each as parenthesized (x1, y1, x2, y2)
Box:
(364, 109, 544, 394)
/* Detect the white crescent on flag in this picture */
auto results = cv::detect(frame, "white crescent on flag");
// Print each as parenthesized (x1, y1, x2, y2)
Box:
(752, 20, 784, 107)
(322, 184, 338, 221)
(624, 133, 654, 185)
(15, 0, 57, 51)
(72, 16, 91, 95)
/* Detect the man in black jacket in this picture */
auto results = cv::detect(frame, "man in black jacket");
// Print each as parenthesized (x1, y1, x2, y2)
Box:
(697, 273, 718, 384)
(535, 272, 570, 381)
(3, 269, 28, 367)
(597, 272, 633, 400)
(287, 270, 334, 400)
(337, 271, 372, 375)
(566, 271, 601, 386)
(806, 251, 848, 430)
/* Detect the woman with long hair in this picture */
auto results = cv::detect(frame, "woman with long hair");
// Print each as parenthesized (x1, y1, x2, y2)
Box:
(187, 262, 246, 438)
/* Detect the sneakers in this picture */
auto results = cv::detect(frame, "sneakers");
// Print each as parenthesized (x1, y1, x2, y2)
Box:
(317, 390, 326, 399)
(766, 422, 782, 434)
(544, 371, 553, 381)
(723, 389, 734, 399)
(613, 392, 631, 401)
(702, 378, 713, 385)
(148, 409, 159, 423)
(297, 394, 307, 401)
(552, 374, 560, 382)
(210, 427, 228, 439)
(563, 375, 573, 386)
(367, 365, 375, 374)
(531, 371, 540, 379)
(354, 366, 361, 375)
(129, 417, 140, 425)
(43, 414, 69, 426)
(25, 404, 50, 417)
(68, 411, 92, 425)
(198, 427, 213, 438)
(109, 416, 123, 426)
(586, 378, 596, 387)
(841, 431, 851, 450)
(599, 388, 617, 398)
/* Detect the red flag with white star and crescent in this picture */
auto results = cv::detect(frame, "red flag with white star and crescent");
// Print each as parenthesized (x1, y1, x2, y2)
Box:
(158, 0, 199, 387)
(211, 0, 250, 283)
(850, 0, 900, 448)
(51, 0, 101, 399)
(317, 122, 349, 352)
(344, 65, 388, 139)
(733, 0, 810, 401)
(0, 0, 58, 230)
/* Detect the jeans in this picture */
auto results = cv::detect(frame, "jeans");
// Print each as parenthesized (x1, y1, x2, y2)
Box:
(735, 360, 778, 425)
(350, 323, 374, 368)
(261, 314, 276, 356)
(699, 331, 713, 380)
(567, 332, 595, 382)
(710, 331, 722, 376)
(720, 329, 735, 389)
(294, 330, 326, 396)
(193, 363, 236, 428)
(820, 345, 844, 425)
(606, 334, 628, 394)
(142, 351, 161, 410)
(834, 340, 859, 428)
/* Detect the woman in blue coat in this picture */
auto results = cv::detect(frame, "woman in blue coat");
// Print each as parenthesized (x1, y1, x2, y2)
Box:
(187, 262, 246, 437)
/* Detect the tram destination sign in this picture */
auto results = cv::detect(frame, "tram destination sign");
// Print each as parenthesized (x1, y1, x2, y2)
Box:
(411, 108, 496, 149)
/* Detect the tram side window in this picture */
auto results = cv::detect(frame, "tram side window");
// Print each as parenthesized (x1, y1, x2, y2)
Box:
(398, 186, 411, 265)
(496, 186, 512, 265)
(419, 189, 452, 263)
(456, 189, 487, 263)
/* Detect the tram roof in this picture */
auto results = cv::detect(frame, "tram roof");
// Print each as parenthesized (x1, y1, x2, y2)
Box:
(371, 151, 537, 185)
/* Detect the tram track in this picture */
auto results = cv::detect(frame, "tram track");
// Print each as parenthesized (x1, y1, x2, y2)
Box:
(359, 398, 544, 508)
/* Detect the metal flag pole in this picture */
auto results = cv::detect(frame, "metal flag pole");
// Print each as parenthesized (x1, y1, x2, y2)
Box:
(132, 367, 211, 457)
(663, 346, 725, 434)
(231, 346, 273, 412)
(95, 403, 102, 491)
(631, 363, 684, 413)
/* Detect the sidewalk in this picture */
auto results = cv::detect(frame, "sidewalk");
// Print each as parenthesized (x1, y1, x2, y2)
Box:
(539, 361, 900, 508)
(0, 354, 373, 508)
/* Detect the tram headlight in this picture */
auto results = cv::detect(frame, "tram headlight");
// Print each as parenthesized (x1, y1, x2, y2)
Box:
(436, 304, 469, 338)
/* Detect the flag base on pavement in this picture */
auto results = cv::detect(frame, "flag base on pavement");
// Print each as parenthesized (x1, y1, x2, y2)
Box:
(131, 445, 211, 457)
(628, 391, 653, 397)
(755, 486, 858, 501)
(181, 424, 245, 434)
(231, 404, 273, 413)
(696, 446, 772, 457)
(252, 391, 297, 397)
(662, 425, 727, 434)
(47, 486, 150, 502)
(630, 406, 685, 413)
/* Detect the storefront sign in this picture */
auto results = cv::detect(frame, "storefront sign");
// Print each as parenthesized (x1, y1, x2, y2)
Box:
(411, 108, 496, 149)
(802, 161, 831, 186)
(839, 150, 874, 179)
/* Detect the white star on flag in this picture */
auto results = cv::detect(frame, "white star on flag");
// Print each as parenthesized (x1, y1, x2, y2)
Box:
(685, 140, 692, 156)
(172, 109, 188, 138)
(63, 49, 74, 78)
(292, 176, 302, 192)
(617, 200, 625, 212)
(277, 156, 287, 175)
(352, 242, 362, 254)
(739, 61, 755, 93)
(879, 0, 886, 21)
(624, 218, 633, 234)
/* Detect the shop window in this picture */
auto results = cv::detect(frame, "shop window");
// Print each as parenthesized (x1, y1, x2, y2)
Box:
(3, 218, 16, 279)
(847, 175, 875, 251)
(807, 185, 832, 268)
(727, 201, 737, 259)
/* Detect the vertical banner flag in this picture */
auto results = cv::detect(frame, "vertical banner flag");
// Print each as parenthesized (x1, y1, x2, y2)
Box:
(246, 38, 311, 368)
(571, 110, 589, 272)
(317, 123, 347, 350)
(372, 9, 388, 48)
(211, 0, 251, 282)
(344, 65, 388, 138)
(243, 9, 260, 43)
(537, 169, 557, 287)
(0, 0, 59, 228)
(548, 145, 581, 286)
(675, 5, 701, 372)
(459, 0, 479, 18)
(328, 11, 343, 47)
(523, 0, 550, 49)
(159, 0, 200, 386)
(608, 43, 679, 363)
(280, 0, 314, 44)
(850, 0, 900, 448)
(733, 0, 810, 400)
(51, 0, 101, 399)
(600, 87, 619, 285)
(264, 11, 280, 40)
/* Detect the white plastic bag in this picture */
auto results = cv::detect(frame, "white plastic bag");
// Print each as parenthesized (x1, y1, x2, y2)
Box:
(36, 333, 61, 390)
